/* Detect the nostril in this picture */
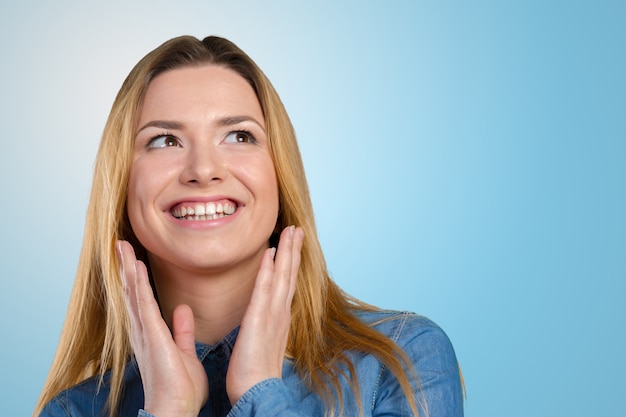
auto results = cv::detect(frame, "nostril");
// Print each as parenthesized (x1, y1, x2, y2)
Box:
(179, 150, 225, 185)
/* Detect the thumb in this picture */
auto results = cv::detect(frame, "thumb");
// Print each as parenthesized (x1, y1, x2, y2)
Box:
(172, 304, 197, 356)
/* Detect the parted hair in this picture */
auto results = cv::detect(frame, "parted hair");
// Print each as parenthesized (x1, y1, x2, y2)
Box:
(33, 35, 423, 417)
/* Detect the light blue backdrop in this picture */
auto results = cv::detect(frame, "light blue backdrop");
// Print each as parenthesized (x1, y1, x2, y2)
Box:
(1, 1, 624, 416)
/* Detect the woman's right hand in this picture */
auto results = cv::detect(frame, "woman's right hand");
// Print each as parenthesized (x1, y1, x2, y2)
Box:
(117, 241, 209, 417)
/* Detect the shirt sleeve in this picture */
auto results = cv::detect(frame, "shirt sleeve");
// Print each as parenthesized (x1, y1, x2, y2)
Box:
(227, 378, 314, 417)
(228, 314, 463, 417)
(40, 398, 153, 417)
(38, 398, 70, 417)
(372, 314, 464, 417)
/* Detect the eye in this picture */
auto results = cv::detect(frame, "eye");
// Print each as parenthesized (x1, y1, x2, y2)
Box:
(147, 134, 181, 148)
(224, 130, 257, 144)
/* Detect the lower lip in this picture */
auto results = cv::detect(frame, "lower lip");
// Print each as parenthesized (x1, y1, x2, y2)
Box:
(168, 208, 240, 229)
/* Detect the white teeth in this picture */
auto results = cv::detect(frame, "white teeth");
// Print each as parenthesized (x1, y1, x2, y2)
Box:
(174, 201, 237, 220)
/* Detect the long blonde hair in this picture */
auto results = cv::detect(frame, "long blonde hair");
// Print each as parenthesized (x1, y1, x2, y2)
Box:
(34, 36, 422, 417)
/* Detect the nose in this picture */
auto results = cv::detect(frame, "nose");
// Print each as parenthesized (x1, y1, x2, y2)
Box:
(179, 145, 225, 186)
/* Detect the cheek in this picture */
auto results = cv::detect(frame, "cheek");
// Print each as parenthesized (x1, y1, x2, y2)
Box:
(127, 157, 175, 212)
(239, 157, 280, 221)
(126, 160, 160, 230)
(234, 154, 278, 196)
(261, 163, 278, 194)
(125, 169, 145, 234)
(262, 165, 281, 234)
(256, 160, 280, 210)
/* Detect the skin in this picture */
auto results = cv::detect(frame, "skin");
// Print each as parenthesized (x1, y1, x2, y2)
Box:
(116, 65, 305, 417)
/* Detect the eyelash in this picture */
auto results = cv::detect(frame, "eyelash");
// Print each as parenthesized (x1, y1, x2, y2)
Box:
(146, 132, 180, 148)
(145, 129, 258, 149)
(225, 129, 257, 144)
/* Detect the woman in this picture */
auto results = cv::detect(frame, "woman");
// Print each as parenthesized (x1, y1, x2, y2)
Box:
(34, 35, 463, 417)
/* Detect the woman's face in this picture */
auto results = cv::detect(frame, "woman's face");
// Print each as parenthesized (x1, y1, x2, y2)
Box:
(127, 65, 279, 274)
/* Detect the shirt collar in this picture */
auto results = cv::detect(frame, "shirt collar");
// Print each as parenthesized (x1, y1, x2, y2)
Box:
(194, 326, 240, 361)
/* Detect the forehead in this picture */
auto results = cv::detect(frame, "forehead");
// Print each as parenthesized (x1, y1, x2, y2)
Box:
(138, 65, 264, 127)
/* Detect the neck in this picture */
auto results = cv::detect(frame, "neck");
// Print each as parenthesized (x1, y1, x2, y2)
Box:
(148, 253, 262, 345)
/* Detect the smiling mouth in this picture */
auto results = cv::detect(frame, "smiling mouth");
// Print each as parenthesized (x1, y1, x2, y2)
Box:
(170, 200, 237, 221)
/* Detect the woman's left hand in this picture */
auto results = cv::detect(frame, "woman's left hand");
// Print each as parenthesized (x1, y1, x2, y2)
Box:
(226, 225, 304, 405)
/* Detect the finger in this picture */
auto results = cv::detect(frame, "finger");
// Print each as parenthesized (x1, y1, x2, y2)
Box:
(247, 247, 278, 308)
(271, 226, 296, 303)
(172, 304, 197, 357)
(117, 241, 143, 339)
(246, 226, 300, 314)
(287, 227, 304, 302)
(134, 259, 170, 341)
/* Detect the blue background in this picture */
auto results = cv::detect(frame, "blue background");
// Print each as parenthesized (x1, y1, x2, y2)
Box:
(1, 1, 624, 416)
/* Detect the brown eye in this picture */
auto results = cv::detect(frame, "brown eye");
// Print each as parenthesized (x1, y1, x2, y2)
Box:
(224, 131, 257, 144)
(148, 135, 181, 148)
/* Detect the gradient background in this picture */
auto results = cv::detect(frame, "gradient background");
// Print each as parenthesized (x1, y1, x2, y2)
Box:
(1, 1, 624, 416)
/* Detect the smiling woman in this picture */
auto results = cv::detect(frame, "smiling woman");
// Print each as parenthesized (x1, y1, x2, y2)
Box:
(129, 66, 279, 284)
(33, 36, 464, 417)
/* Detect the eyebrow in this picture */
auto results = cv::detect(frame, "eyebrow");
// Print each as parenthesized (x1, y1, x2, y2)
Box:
(216, 115, 265, 131)
(135, 116, 265, 135)
(135, 120, 183, 135)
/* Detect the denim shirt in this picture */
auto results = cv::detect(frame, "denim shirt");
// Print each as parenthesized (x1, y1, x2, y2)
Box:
(40, 310, 464, 417)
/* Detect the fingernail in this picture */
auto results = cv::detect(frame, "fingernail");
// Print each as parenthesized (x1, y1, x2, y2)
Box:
(289, 225, 295, 237)
(270, 247, 277, 259)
